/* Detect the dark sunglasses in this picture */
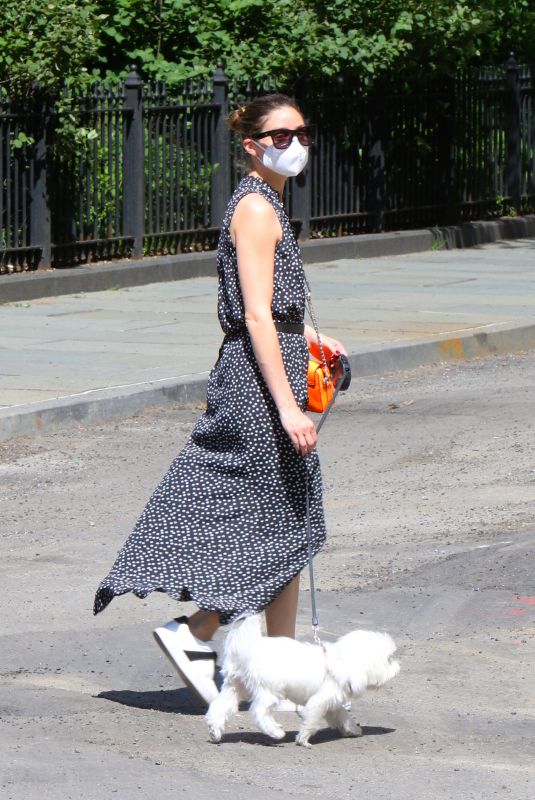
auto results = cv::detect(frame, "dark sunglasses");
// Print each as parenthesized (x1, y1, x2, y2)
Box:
(253, 125, 315, 150)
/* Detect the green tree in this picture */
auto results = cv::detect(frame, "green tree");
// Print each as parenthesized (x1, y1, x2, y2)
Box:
(1, 1, 534, 95)
(478, 0, 535, 62)
(92, 1, 535, 89)
(0, 0, 102, 97)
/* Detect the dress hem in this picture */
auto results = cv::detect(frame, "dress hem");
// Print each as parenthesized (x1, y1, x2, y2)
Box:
(92, 562, 311, 626)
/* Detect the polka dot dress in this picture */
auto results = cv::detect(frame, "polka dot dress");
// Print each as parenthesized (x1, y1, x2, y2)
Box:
(93, 175, 327, 624)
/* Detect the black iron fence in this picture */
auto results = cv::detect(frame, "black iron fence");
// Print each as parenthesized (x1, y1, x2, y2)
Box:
(50, 82, 128, 267)
(1, 57, 533, 273)
(0, 93, 40, 270)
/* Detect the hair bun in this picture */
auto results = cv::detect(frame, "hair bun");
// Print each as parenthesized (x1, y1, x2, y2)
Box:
(227, 106, 244, 131)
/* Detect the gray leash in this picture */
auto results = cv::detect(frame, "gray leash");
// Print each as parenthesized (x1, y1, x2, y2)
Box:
(305, 363, 351, 645)
(303, 272, 351, 644)
(305, 477, 321, 644)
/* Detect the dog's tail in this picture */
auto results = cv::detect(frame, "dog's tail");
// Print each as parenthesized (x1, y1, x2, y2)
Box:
(221, 613, 262, 676)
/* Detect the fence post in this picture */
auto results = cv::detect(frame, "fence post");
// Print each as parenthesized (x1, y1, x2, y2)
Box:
(211, 65, 231, 226)
(30, 91, 52, 269)
(437, 78, 456, 225)
(292, 78, 311, 239)
(366, 94, 386, 233)
(504, 53, 522, 212)
(123, 66, 145, 258)
(291, 162, 311, 240)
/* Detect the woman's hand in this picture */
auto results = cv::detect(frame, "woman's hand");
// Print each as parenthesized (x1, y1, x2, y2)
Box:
(279, 404, 317, 457)
(318, 333, 348, 358)
(304, 326, 348, 358)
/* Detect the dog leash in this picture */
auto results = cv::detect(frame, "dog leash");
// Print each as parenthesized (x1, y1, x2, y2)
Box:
(305, 355, 352, 645)
(305, 480, 321, 643)
(303, 274, 352, 643)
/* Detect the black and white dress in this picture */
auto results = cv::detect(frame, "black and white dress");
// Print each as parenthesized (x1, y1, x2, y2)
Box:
(93, 175, 326, 624)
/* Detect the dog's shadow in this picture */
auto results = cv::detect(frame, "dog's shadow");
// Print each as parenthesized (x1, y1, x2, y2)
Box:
(219, 725, 396, 747)
(95, 687, 206, 716)
(95, 688, 397, 746)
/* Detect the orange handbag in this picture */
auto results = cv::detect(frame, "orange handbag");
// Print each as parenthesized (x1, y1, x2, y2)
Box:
(304, 274, 336, 413)
(304, 274, 352, 413)
(307, 341, 335, 413)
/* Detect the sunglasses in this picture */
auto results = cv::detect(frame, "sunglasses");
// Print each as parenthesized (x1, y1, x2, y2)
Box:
(253, 125, 315, 150)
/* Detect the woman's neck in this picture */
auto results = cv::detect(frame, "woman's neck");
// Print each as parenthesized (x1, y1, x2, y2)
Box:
(248, 168, 286, 200)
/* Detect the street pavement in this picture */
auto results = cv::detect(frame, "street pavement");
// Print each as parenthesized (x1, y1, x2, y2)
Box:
(1, 350, 535, 799)
(1, 239, 535, 798)
(0, 239, 534, 441)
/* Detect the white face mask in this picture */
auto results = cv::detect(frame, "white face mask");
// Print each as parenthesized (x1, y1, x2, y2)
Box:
(253, 136, 309, 177)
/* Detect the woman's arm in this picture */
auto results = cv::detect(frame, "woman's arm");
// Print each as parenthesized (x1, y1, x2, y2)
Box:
(231, 194, 317, 457)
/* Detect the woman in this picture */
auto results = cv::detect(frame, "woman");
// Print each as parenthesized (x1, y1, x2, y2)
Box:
(93, 94, 348, 706)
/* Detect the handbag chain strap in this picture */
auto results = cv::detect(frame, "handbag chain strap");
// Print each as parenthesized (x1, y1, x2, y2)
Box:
(303, 273, 331, 385)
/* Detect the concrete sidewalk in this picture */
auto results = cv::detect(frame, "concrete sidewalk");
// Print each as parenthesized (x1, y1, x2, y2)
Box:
(1, 238, 534, 441)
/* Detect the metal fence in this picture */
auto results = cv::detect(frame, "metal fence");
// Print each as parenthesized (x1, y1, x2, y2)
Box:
(144, 78, 218, 257)
(50, 83, 128, 268)
(0, 93, 40, 270)
(1, 57, 533, 273)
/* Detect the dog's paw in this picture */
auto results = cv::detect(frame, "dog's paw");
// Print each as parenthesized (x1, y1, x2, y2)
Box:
(207, 724, 223, 743)
(263, 724, 285, 741)
(295, 732, 312, 748)
(340, 720, 363, 738)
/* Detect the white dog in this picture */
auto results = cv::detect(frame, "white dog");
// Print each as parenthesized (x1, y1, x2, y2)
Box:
(206, 615, 400, 747)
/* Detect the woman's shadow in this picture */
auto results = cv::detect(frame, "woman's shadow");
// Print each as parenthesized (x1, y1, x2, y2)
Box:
(96, 686, 206, 715)
(96, 678, 250, 717)
(96, 666, 226, 716)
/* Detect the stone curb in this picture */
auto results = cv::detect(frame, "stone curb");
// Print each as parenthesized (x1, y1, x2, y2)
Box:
(0, 373, 210, 443)
(2, 319, 534, 443)
(1, 215, 534, 304)
(345, 320, 535, 377)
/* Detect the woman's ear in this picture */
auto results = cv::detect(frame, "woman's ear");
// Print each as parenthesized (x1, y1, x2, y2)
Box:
(243, 137, 260, 159)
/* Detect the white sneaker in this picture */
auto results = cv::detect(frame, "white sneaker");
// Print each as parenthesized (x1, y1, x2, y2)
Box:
(153, 616, 218, 706)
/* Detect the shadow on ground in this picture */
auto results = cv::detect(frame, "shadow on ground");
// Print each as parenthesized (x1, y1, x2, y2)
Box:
(96, 687, 204, 715)
(214, 725, 396, 747)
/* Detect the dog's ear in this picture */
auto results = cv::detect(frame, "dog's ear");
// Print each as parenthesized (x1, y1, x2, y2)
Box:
(325, 650, 367, 697)
(347, 668, 367, 696)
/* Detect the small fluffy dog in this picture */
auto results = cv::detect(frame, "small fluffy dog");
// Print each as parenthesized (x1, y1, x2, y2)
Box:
(206, 615, 400, 747)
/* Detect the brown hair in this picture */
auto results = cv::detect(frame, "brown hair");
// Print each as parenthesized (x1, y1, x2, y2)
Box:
(227, 94, 302, 138)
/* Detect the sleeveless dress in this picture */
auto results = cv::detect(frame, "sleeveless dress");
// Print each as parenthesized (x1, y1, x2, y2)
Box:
(93, 175, 326, 624)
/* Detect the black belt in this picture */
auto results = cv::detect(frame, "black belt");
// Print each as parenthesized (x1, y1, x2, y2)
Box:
(274, 321, 305, 335)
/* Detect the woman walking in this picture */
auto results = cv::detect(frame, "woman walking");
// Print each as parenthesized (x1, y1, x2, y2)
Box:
(93, 94, 347, 705)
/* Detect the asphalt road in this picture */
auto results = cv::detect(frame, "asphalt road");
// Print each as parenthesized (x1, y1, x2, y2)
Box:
(1, 351, 535, 799)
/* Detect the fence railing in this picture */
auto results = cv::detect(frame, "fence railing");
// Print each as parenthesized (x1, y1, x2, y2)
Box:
(1, 57, 533, 273)
(0, 93, 40, 270)
(50, 82, 129, 268)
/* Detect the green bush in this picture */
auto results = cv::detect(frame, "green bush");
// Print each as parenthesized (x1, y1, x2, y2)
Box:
(0, 1, 102, 97)
(92, 1, 535, 87)
(1, 2, 534, 96)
